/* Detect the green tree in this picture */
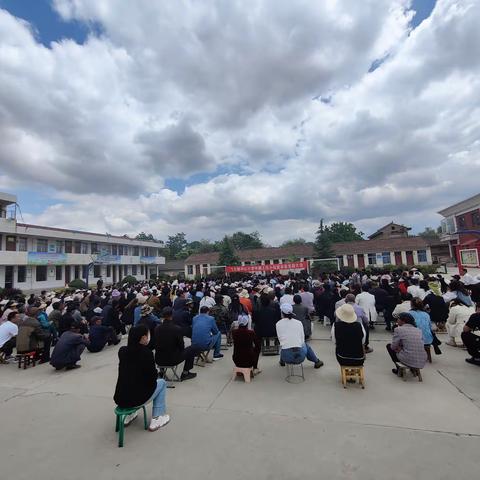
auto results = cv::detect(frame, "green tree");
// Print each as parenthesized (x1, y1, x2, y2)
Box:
(314, 219, 334, 258)
(280, 238, 307, 247)
(218, 236, 240, 266)
(166, 232, 188, 259)
(136, 232, 157, 242)
(229, 231, 264, 250)
(418, 226, 440, 240)
(324, 222, 364, 243)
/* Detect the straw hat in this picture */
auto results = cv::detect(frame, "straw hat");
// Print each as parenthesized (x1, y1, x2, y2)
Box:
(336, 304, 357, 324)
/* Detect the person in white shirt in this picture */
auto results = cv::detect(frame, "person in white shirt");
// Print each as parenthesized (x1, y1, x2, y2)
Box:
(279, 287, 295, 306)
(392, 293, 413, 319)
(276, 303, 323, 368)
(0, 311, 19, 358)
(199, 292, 216, 310)
(446, 299, 475, 347)
(355, 285, 377, 327)
(407, 279, 425, 300)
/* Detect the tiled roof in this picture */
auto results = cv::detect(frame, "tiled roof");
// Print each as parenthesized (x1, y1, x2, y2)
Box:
(158, 260, 185, 271)
(185, 237, 431, 264)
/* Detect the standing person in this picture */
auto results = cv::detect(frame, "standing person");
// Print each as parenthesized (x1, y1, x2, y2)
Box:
(172, 298, 194, 338)
(299, 284, 315, 315)
(154, 307, 198, 381)
(232, 314, 262, 375)
(50, 321, 89, 370)
(191, 306, 223, 360)
(331, 304, 365, 366)
(355, 285, 377, 329)
(253, 293, 281, 342)
(386, 312, 427, 375)
(114, 324, 170, 432)
(276, 303, 323, 368)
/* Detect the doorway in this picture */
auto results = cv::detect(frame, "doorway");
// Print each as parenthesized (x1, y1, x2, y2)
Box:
(394, 251, 403, 265)
(406, 251, 414, 266)
(5, 266, 13, 289)
(65, 265, 71, 285)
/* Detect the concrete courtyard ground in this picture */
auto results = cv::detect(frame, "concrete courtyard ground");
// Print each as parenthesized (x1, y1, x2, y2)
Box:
(1, 324, 479, 480)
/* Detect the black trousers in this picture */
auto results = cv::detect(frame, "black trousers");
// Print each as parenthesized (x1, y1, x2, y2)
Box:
(157, 346, 200, 373)
(0, 337, 16, 356)
(386, 343, 400, 365)
(336, 354, 364, 367)
(461, 332, 480, 359)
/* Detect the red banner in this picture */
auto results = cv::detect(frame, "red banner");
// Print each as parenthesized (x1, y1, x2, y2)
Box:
(225, 261, 308, 273)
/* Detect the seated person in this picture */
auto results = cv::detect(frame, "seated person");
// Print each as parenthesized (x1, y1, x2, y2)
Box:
(137, 305, 161, 349)
(0, 311, 19, 359)
(445, 299, 475, 347)
(172, 298, 194, 338)
(16, 306, 51, 363)
(386, 312, 427, 375)
(292, 294, 312, 339)
(50, 321, 90, 370)
(209, 295, 232, 343)
(461, 306, 480, 366)
(191, 306, 223, 360)
(87, 316, 119, 353)
(276, 303, 323, 368)
(232, 314, 261, 375)
(331, 304, 365, 367)
(114, 324, 170, 432)
(154, 307, 197, 381)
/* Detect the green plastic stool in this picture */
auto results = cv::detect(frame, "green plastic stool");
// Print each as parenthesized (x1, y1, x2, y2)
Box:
(114, 405, 148, 447)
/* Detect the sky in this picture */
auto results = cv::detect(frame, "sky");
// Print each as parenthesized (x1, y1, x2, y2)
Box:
(0, 0, 478, 245)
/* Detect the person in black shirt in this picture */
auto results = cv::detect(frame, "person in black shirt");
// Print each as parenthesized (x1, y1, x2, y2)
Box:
(461, 308, 480, 366)
(154, 307, 197, 381)
(87, 316, 119, 352)
(114, 325, 170, 432)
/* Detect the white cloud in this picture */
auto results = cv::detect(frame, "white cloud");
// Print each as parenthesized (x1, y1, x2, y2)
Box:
(2, 0, 480, 243)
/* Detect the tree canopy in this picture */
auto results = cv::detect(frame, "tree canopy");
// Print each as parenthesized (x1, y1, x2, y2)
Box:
(218, 236, 240, 266)
(280, 238, 307, 247)
(324, 222, 364, 243)
(314, 219, 334, 258)
(418, 226, 441, 240)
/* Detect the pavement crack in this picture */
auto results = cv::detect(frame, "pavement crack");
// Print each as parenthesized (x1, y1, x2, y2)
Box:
(436, 369, 479, 409)
(206, 377, 232, 411)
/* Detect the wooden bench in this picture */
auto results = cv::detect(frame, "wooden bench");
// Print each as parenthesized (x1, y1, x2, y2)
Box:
(397, 363, 423, 382)
(340, 366, 365, 389)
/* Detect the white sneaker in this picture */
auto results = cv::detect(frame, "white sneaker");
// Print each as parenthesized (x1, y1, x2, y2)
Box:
(253, 368, 262, 376)
(124, 411, 138, 426)
(149, 414, 170, 432)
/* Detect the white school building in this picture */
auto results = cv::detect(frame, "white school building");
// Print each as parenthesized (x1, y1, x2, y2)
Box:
(0, 192, 165, 292)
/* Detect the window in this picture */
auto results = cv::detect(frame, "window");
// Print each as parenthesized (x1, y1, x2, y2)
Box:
(36, 239, 48, 252)
(264, 260, 271, 265)
(417, 250, 428, 263)
(82, 265, 88, 278)
(55, 266, 63, 280)
(111, 244, 118, 255)
(132, 265, 137, 275)
(106, 265, 111, 277)
(273, 259, 279, 264)
(17, 266, 26, 283)
(81, 243, 88, 254)
(91, 243, 99, 254)
(457, 215, 466, 229)
(367, 253, 377, 265)
(65, 241, 73, 253)
(187, 265, 193, 275)
(74, 241, 81, 253)
(36, 265, 47, 282)
(74, 265, 80, 279)
(56, 241, 64, 253)
(140, 265, 144, 275)
(133, 246, 139, 256)
(441, 217, 455, 234)
(472, 211, 480, 226)
(382, 252, 391, 264)
(93, 265, 101, 277)
(18, 237, 27, 252)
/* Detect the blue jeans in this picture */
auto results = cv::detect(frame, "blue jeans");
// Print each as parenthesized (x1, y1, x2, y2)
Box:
(281, 344, 319, 364)
(146, 379, 167, 418)
(208, 332, 221, 356)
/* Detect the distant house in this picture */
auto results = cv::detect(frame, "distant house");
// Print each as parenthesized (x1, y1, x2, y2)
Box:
(183, 225, 439, 278)
(157, 260, 185, 278)
(368, 222, 411, 240)
(438, 193, 480, 270)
